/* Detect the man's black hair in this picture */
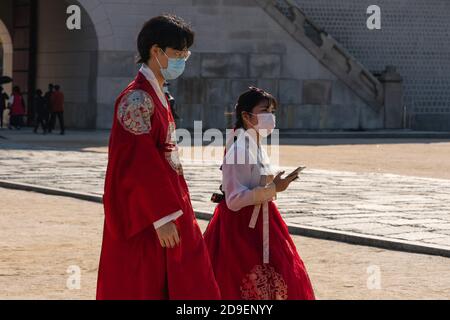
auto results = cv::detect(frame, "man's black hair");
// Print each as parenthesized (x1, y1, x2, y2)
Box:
(137, 14, 194, 64)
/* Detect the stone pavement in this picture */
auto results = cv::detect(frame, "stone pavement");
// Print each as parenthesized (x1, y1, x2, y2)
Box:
(1, 129, 450, 252)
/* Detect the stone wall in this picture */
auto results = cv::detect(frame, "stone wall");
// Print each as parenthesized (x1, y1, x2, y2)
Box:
(86, 0, 378, 130)
(0, 0, 13, 94)
(36, 0, 98, 129)
(0, 0, 13, 34)
(2, 0, 449, 130)
(297, 0, 450, 131)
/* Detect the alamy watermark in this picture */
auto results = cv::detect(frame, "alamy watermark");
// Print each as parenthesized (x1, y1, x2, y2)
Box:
(175, 122, 281, 167)
(66, 5, 81, 30)
(367, 265, 382, 290)
(66, 265, 81, 290)
(367, 5, 381, 30)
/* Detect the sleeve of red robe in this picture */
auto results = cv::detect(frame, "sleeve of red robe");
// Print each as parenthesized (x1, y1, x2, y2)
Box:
(103, 89, 183, 240)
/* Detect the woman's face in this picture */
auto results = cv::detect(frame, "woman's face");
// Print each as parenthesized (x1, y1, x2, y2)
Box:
(243, 99, 276, 128)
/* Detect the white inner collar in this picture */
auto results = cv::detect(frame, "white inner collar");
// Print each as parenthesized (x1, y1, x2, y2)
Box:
(139, 64, 168, 109)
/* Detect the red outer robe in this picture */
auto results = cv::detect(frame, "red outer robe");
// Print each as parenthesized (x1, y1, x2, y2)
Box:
(96, 71, 221, 300)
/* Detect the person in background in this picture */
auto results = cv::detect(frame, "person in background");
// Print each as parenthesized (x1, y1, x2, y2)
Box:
(0, 86, 9, 129)
(33, 89, 48, 134)
(44, 83, 54, 132)
(49, 85, 65, 135)
(8, 86, 26, 130)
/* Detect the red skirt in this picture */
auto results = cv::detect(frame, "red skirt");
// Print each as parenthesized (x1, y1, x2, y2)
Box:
(96, 198, 221, 300)
(204, 200, 316, 300)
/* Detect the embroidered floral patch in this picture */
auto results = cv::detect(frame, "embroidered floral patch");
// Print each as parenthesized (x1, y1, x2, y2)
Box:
(165, 122, 184, 175)
(241, 264, 288, 300)
(117, 90, 153, 135)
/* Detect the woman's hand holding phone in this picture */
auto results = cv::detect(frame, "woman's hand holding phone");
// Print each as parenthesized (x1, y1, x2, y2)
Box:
(286, 166, 307, 180)
(273, 166, 306, 193)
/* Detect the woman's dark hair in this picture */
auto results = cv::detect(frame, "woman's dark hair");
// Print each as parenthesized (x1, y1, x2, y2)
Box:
(234, 87, 278, 129)
(137, 14, 194, 64)
(12, 86, 20, 94)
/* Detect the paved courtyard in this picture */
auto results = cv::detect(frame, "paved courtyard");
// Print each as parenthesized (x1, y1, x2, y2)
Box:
(2, 187, 450, 300)
(1, 129, 450, 251)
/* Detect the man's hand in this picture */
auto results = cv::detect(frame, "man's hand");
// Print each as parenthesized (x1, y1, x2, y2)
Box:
(156, 221, 181, 249)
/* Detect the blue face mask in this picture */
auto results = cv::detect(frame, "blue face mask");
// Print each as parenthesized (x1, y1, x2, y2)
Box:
(156, 49, 186, 80)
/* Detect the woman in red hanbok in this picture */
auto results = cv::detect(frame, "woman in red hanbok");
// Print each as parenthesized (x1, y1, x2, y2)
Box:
(204, 87, 316, 300)
(8, 86, 26, 130)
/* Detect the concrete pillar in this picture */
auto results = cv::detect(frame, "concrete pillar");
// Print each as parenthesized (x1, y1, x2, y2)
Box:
(379, 65, 403, 129)
(0, 19, 13, 94)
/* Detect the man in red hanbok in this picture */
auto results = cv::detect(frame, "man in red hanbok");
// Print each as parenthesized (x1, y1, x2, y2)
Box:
(96, 15, 220, 300)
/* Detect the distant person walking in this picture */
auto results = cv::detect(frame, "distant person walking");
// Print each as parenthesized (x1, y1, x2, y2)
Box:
(0, 86, 9, 128)
(49, 85, 65, 135)
(8, 86, 26, 130)
(44, 83, 54, 131)
(33, 89, 48, 134)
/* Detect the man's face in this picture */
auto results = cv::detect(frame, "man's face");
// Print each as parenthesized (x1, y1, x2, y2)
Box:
(153, 46, 191, 68)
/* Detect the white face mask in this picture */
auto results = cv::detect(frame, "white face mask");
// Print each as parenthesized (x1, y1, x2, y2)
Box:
(249, 112, 276, 137)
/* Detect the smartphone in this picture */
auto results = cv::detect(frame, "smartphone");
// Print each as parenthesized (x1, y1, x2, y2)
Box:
(286, 166, 307, 178)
